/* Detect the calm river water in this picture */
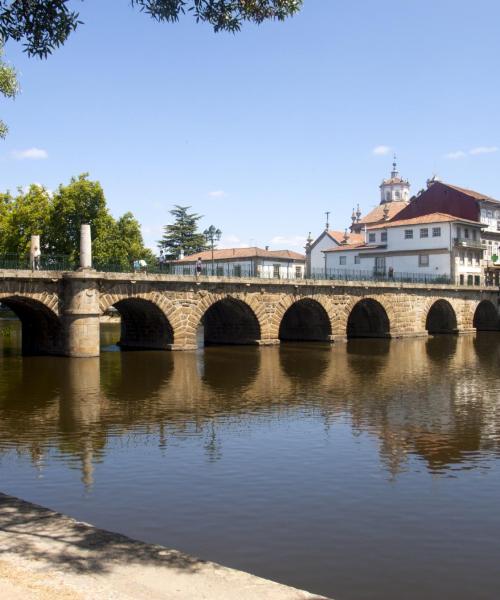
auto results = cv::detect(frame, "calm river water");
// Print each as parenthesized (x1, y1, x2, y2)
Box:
(1, 319, 500, 599)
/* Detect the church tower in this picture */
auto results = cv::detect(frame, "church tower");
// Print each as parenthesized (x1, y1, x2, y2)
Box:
(379, 156, 410, 204)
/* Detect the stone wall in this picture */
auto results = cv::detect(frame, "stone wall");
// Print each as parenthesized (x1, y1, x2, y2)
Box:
(0, 270, 498, 356)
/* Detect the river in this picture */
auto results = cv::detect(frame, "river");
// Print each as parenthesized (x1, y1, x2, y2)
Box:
(1, 319, 499, 599)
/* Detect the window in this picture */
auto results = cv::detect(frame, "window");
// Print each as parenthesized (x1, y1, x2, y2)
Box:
(381, 232, 387, 242)
(464, 228, 469, 239)
(472, 229, 477, 241)
(467, 274, 473, 286)
(233, 265, 242, 277)
(273, 264, 280, 279)
(354, 255, 360, 264)
(474, 275, 481, 286)
(395, 190, 401, 198)
(386, 192, 391, 201)
(374, 257, 386, 275)
(487, 210, 493, 218)
(459, 274, 464, 285)
(295, 266, 302, 278)
(339, 256, 346, 265)
(420, 228, 429, 238)
(404, 229, 413, 239)
(216, 266, 224, 276)
(467, 252, 472, 265)
(418, 255, 429, 267)
(432, 227, 441, 237)
(459, 251, 465, 265)
(368, 233, 376, 243)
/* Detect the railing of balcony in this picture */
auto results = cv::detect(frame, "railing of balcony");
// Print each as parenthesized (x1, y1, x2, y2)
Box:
(0, 254, 75, 271)
(453, 237, 484, 250)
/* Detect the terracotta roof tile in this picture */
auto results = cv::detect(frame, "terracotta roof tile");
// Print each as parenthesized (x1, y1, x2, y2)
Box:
(175, 247, 305, 262)
(327, 230, 365, 244)
(369, 212, 483, 229)
(357, 201, 408, 225)
(442, 183, 500, 204)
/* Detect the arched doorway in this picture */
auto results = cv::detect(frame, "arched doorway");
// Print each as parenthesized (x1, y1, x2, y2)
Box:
(279, 299, 332, 342)
(201, 298, 261, 345)
(0, 296, 63, 355)
(473, 300, 499, 331)
(347, 299, 390, 338)
(104, 298, 174, 350)
(425, 300, 458, 334)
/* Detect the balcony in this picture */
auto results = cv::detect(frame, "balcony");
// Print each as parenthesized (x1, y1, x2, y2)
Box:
(453, 237, 484, 250)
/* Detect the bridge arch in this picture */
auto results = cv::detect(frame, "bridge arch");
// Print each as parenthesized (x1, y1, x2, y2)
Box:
(278, 298, 332, 342)
(0, 294, 63, 355)
(99, 293, 176, 349)
(425, 299, 458, 334)
(473, 300, 499, 331)
(199, 296, 262, 346)
(346, 298, 391, 339)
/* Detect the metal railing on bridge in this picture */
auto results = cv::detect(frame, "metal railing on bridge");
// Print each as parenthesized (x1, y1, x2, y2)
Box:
(0, 255, 490, 287)
(0, 254, 75, 271)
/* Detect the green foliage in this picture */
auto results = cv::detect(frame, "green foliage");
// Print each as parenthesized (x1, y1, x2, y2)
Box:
(0, 43, 18, 138)
(0, 174, 153, 269)
(159, 205, 208, 259)
(0, 1, 302, 58)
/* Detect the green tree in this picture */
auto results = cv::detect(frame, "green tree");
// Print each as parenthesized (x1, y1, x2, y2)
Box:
(0, 1, 302, 58)
(159, 205, 207, 259)
(0, 43, 18, 138)
(0, 185, 51, 254)
(0, 174, 153, 270)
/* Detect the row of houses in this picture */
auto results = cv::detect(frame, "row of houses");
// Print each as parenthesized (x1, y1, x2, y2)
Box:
(173, 160, 500, 285)
(307, 160, 500, 285)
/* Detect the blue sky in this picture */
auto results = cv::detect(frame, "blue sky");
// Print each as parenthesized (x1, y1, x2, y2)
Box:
(2, 0, 500, 251)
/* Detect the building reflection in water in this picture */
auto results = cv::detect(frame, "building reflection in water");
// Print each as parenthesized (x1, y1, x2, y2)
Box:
(1, 321, 500, 483)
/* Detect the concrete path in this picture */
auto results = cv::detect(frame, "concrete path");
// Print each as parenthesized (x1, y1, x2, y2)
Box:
(0, 493, 329, 600)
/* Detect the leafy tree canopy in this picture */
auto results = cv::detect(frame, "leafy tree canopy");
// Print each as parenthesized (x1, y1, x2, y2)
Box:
(0, 174, 154, 269)
(159, 205, 208, 259)
(0, 0, 303, 57)
(0, 43, 18, 137)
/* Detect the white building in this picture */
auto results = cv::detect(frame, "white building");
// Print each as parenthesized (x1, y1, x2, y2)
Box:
(306, 229, 363, 276)
(323, 213, 484, 285)
(172, 247, 305, 279)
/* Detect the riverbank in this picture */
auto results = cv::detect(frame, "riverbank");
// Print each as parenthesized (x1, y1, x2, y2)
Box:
(0, 493, 327, 600)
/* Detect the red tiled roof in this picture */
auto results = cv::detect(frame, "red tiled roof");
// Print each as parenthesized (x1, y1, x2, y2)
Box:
(324, 242, 378, 253)
(327, 230, 365, 244)
(175, 247, 305, 262)
(442, 183, 500, 204)
(357, 201, 408, 225)
(369, 212, 483, 229)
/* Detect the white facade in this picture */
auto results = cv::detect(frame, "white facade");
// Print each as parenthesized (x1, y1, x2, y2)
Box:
(379, 159, 411, 203)
(172, 258, 305, 279)
(309, 231, 341, 272)
(479, 202, 500, 263)
(324, 217, 484, 284)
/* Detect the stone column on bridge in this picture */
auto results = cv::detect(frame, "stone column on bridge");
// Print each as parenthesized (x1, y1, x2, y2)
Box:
(62, 272, 101, 357)
(80, 224, 92, 270)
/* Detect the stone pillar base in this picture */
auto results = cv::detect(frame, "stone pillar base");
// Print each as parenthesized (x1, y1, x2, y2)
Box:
(256, 338, 281, 346)
(167, 343, 199, 351)
(457, 328, 476, 336)
(330, 334, 347, 343)
(391, 330, 429, 339)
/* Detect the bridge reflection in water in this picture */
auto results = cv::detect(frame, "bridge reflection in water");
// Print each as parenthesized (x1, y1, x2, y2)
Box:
(1, 322, 500, 600)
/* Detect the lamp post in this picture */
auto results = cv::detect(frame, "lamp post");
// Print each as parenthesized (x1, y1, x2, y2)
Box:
(203, 225, 221, 276)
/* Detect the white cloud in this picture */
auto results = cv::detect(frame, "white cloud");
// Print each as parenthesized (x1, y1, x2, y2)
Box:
(220, 234, 248, 248)
(268, 235, 306, 248)
(469, 146, 498, 155)
(11, 147, 48, 160)
(208, 190, 227, 198)
(444, 150, 467, 160)
(372, 145, 391, 156)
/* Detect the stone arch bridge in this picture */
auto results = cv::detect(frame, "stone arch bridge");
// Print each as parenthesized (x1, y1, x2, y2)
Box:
(0, 270, 498, 357)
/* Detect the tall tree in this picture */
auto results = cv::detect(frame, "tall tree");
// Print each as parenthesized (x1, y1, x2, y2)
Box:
(159, 205, 207, 259)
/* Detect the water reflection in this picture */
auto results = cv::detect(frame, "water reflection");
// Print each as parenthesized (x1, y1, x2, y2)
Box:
(1, 320, 500, 481)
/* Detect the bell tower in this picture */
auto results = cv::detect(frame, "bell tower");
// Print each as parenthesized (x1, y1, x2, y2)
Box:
(379, 156, 410, 204)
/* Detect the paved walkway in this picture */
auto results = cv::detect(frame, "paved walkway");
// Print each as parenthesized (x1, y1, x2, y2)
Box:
(0, 493, 328, 600)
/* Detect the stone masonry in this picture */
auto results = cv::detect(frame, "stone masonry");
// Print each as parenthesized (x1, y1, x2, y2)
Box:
(0, 270, 498, 357)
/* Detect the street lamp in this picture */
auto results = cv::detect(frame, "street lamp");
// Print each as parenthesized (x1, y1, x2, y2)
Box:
(203, 225, 222, 275)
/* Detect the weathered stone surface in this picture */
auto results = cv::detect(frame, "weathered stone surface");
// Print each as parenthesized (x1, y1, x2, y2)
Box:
(0, 270, 498, 356)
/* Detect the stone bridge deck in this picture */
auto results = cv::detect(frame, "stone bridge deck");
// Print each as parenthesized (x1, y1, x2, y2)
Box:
(0, 269, 498, 357)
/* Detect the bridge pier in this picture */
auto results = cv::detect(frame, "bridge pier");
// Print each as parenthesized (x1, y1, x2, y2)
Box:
(63, 273, 101, 358)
